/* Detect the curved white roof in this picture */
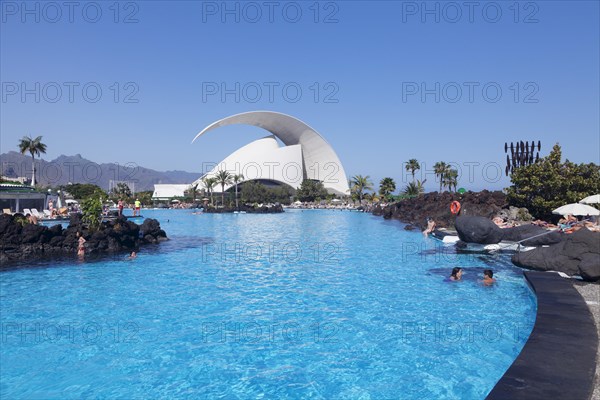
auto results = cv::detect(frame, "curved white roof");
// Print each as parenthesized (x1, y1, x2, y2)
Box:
(192, 136, 304, 191)
(192, 111, 349, 195)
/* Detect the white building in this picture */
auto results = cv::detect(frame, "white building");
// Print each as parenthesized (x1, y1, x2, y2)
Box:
(151, 184, 190, 201)
(191, 111, 349, 195)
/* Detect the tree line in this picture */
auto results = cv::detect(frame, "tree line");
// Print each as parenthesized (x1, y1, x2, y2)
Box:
(14, 136, 600, 219)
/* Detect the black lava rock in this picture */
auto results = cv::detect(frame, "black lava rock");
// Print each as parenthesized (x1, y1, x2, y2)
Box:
(455, 216, 504, 244)
(372, 190, 507, 229)
(512, 228, 600, 281)
(0, 215, 167, 263)
(501, 224, 563, 246)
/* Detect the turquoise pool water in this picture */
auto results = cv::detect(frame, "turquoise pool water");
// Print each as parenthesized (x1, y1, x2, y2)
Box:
(1, 210, 536, 399)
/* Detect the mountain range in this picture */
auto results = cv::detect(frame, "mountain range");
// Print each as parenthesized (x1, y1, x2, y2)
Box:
(0, 151, 200, 191)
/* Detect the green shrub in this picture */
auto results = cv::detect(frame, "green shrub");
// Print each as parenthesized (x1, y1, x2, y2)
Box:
(506, 144, 600, 220)
(81, 194, 103, 230)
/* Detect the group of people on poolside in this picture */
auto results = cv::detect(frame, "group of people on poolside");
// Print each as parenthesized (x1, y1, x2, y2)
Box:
(45, 199, 76, 219)
(115, 199, 142, 217)
(448, 267, 496, 286)
(422, 212, 600, 237)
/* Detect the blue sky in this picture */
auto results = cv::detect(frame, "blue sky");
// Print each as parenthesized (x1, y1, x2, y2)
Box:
(1, 0, 599, 191)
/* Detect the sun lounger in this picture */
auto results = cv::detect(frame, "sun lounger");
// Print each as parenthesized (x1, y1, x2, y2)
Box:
(22, 208, 32, 216)
(43, 209, 52, 218)
(3, 208, 11, 215)
(31, 209, 44, 218)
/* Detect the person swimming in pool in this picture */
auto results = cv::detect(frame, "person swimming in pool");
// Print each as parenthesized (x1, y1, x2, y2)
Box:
(449, 267, 463, 281)
(482, 269, 496, 286)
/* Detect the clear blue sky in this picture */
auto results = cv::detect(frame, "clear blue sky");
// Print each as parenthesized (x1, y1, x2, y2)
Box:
(1, 0, 599, 191)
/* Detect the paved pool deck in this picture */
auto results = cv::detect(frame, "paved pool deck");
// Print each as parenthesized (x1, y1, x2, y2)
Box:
(573, 280, 600, 400)
(487, 271, 599, 400)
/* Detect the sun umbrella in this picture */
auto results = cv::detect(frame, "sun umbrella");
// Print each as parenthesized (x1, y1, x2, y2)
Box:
(552, 203, 600, 216)
(579, 194, 600, 204)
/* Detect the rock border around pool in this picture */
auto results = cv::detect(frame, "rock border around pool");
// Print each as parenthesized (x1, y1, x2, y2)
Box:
(203, 204, 284, 213)
(0, 213, 167, 262)
(487, 271, 598, 400)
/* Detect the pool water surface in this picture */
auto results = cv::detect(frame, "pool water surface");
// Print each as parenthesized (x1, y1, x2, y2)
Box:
(0, 209, 536, 399)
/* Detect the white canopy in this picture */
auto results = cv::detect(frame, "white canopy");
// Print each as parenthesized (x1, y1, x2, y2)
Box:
(552, 203, 600, 216)
(580, 194, 600, 204)
(152, 184, 190, 200)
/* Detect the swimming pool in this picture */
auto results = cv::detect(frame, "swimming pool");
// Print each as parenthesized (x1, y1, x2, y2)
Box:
(0, 210, 536, 399)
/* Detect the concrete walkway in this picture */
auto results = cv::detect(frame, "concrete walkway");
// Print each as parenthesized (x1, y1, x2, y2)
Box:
(573, 280, 600, 400)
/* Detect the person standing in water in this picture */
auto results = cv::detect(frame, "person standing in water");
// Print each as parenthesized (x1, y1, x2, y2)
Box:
(482, 269, 496, 286)
(449, 267, 463, 281)
(77, 232, 86, 258)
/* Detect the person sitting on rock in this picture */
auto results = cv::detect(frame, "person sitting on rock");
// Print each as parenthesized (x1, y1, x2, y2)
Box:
(423, 218, 436, 236)
(558, 214, 580, 232)
(558, 214, 577, 226)
(492, 216, 510, 228)
(581, 216, 600, 231)
(531, 219, 557, 229)
(25, 213, 38, 225)
(482, 269, 496, 286)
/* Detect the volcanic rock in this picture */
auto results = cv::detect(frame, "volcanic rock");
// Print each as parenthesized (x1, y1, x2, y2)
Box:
(512, 228, 600, 281)
(0, 213, 168, 263)
(372, 190, 507, 229)
(455, 216, 504, 244)
(454, 216, 564, 246)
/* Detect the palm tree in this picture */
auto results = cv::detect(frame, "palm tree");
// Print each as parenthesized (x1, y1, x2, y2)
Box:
(349, 175, 373, 203)
(18, 135, 47, 186)
(443, 169, 459, 192)
(379, 177, 396, 199)
(188, 183, 199, 202)
(405, 159, 420, 183)
(433, 161, 449, 192)
(232, 174, 244, 209)
(202, 177, 217, 206)
(403, 179, 427, 196)
(215, 170, 233, 206)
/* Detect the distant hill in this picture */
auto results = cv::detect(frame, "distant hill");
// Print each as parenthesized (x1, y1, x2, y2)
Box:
(0, 151, 200, 191)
